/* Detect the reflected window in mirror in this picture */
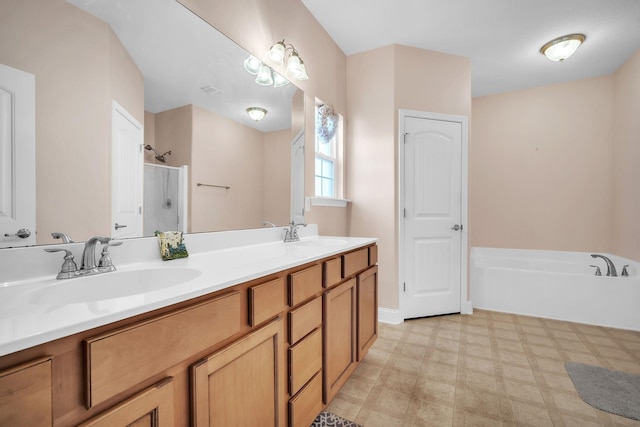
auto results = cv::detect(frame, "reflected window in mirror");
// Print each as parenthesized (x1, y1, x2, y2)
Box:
(314, 103, 343, 198)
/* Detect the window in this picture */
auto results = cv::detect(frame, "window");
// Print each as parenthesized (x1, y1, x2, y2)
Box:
(314, 104, 341, 198)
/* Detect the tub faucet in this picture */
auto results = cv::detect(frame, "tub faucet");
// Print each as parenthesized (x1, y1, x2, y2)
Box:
(590, 254, 617, 277)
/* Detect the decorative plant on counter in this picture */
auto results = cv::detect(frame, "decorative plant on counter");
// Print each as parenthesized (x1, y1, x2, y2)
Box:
(316, 104, 339, 144)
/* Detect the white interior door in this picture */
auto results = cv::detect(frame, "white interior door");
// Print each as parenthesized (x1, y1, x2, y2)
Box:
(111, 101, 143, 239)
(0, 64, 35, 248)
(291, 129, 305, 225)
(401, 112, 465, 319)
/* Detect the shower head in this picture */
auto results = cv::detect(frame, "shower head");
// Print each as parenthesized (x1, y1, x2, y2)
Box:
(144, 145, 171, 163)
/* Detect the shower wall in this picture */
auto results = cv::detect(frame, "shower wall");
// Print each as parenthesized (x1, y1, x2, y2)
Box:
(144, 164, 187, 235)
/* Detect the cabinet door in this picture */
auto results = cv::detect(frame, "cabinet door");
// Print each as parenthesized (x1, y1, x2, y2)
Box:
(191, 318, 284, 427)
(323, 278, 357, 404)
(0, 356, 52, 427)
(79, 377, 174, 427)
(357, 266, 378, 360)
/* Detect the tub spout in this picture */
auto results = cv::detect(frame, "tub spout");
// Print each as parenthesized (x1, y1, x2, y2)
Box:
(590, 254, 617, 277)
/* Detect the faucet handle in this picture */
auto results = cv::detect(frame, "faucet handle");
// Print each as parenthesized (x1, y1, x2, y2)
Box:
(45, 248, 78, 279)
(621, 265, 630, 277)
(98, 240, 123, 272)
(589, 265, 602, 276)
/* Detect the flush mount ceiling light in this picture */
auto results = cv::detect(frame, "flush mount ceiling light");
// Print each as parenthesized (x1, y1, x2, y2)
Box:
(540, 34, 586, 62)
(268, 39, 309, 81)
(246, 107, 267, 121)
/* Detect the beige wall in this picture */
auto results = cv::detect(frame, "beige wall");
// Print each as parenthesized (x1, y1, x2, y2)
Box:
(263, 129, 291, 227)
(471, 77, 614, 252)
(0, 0, 143, 244)
(612, 49, 640, 260)
(347, 45, 471, 311)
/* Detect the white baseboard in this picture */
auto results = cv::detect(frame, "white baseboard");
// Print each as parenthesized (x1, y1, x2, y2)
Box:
(465, 300, 473, 315)
(378, 308, 404, 325)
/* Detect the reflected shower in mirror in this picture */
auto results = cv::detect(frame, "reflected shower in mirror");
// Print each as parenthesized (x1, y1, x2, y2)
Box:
(0, 0, 304, 247)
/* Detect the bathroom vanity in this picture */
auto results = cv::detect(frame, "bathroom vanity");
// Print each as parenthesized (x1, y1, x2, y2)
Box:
(0, 227, 378, 427)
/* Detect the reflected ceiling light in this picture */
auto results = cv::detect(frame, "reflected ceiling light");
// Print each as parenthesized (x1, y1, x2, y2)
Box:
(540, 34, 586, 62)
(246, 107, 267, 121)
(268, 39, 310, 81)
(243, 55, 262, 75)
(254, 63, 274, 86)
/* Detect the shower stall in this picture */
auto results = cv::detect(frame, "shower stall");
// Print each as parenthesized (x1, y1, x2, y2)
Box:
(143, 164, 188, 236)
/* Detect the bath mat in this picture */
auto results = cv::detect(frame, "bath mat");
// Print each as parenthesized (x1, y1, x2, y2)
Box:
(310, 411, 363, 427)
(565, 361, 640, 421)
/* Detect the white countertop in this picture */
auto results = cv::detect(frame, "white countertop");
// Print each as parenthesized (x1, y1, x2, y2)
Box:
(0, 231, 376, 357)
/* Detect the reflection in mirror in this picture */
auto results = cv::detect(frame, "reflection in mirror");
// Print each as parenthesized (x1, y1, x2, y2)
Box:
(0, 0, 304, 248)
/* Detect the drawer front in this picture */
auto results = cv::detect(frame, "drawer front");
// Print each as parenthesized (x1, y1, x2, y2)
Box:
(369, 244, 378, 265)
(249, 277, 285, 326)
(85, 290, 242, 407)
(288, 264, 322, 307)
(288, 296, 322, 345)
(342, 247, 369, 278)
(0, 356, 52, 427)
(289, 371, 323, 427)
(323, 257, 342, 288)
(288, 327, 322, 396)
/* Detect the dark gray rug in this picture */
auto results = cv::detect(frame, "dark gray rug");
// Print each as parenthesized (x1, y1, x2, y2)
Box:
(310, 411, 363, 427)
(565, 362, 640, 421)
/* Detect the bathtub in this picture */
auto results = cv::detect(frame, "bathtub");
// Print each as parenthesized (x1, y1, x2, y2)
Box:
(471, 247, 640, 331)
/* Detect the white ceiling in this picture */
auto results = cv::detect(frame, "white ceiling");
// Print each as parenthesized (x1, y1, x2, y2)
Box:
(66, 0, 298, 132)
(301, 0, 640, 97)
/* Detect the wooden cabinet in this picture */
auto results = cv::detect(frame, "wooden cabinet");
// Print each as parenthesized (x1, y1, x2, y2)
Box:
(0, 243, 378, 427)
(79, 378, 174, 427)
(191, 318, 285, 427)
(323, 278, 357, 404)
(357, 266, 378, 360)
(0, 356, 52, 427)
(85, 290, 242, 408)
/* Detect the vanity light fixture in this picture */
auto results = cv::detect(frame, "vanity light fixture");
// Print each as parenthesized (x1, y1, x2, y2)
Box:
(268, 39, 309, 81)
(540, 34, 586, 62)
(246, 107, 267, 121)
(243, 56, 290, 87)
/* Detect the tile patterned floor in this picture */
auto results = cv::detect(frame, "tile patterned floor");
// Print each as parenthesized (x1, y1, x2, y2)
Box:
(326, 310, 640, 426)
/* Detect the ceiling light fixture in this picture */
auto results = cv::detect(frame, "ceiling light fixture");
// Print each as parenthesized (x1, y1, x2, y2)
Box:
(268, 39, 309, 81)
(540, 34, 586, 62)
(246, 107, 267, 121)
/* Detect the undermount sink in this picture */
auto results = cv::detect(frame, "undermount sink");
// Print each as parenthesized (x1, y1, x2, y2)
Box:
(293, 238, 349, 247)
(28, 267, 201, 305)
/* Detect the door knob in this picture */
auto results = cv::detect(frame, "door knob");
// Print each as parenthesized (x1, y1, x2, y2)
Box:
(4, 228, 31, 238)
(451, 224, 463, 231)
(114, 223, 128, 230)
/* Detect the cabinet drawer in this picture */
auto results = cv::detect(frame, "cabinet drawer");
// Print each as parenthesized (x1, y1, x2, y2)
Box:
(289, 371, 323, 427)
(249, 277, 285, 326)
(288, 264, 322, 307)
(369, 244, 378, 265)
(288, 296, 322, 345)
(85, 290, 242, 408)
(342, 247, 369, 278)
(288, 327, 322, 396)
(79, 377, 174, 427)
(323, 257, 342, 288)
(0, 356, 52, 427)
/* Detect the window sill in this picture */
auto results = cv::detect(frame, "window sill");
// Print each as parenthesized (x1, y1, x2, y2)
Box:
(306, 197, 350, 208)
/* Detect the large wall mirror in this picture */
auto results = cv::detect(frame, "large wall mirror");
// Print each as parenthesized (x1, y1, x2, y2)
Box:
(0, 0, 304, 248)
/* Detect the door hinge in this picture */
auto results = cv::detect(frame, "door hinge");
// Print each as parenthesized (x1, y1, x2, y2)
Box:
(403, 132, 409, 143)
(403, 282, 406, 292)
(403, 208, 406, 218)
(139, 206, 142, 214)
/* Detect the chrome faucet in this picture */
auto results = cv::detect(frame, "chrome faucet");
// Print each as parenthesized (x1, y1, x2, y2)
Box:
(284, 221, 307, 242)
(46, 236, 122, 279)
(81, 236, 112, 272)
(51, 232, 74, 243)
(590, 254, 617, 277)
